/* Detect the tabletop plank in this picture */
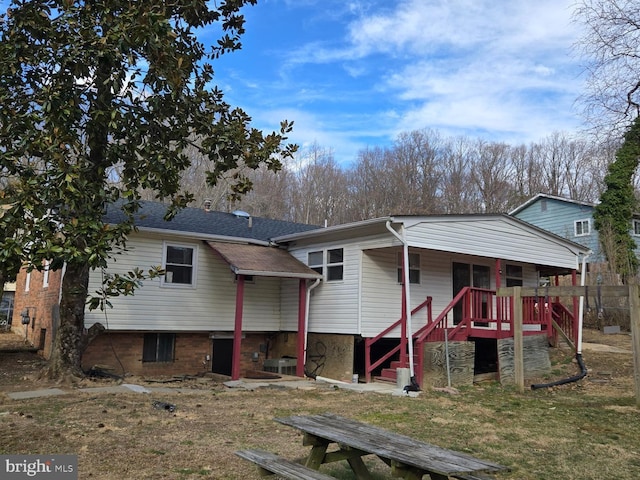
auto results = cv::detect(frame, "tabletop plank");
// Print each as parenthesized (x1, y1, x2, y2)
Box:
(276, 413, 508, 477)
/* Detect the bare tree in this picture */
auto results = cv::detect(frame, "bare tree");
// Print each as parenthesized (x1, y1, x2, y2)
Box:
(287, 143, 350, 226)
(574, 0, 640, 137)
(385, 129, 445, 214)
(347, 147, 392, 220)
(439, 137, 479, 213)
(471, 141, 515, 213)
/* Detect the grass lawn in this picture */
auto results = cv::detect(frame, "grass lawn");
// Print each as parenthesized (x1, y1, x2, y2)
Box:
(0, 329, 639, 479)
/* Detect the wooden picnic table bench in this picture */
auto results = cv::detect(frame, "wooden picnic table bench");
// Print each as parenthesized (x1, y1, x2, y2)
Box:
(274, 413, 509, 480)
(236, 449, 336, 480)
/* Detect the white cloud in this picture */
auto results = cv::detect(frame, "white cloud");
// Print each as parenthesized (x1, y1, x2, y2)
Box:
(337, 0, 584, 143)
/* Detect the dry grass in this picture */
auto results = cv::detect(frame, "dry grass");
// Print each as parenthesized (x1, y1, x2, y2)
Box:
(0, 329, 639, 479)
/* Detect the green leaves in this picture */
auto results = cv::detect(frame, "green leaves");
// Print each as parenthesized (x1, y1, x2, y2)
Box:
(1, 0, 295, 279)
(593, 117, 640, 280)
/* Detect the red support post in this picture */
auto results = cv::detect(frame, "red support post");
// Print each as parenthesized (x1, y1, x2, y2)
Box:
(297, 278, 307, 377)
(496, 259, 502, 323)
(231, 274, 245, 380)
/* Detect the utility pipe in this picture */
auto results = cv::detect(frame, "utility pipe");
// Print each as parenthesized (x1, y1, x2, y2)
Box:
(303, 278, 321, 375)
(531, 252, 591, 390)
(385, 221, 418, 389)
(576, 252, 590, 355)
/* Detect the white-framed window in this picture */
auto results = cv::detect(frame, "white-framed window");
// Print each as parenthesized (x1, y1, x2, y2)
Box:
(24, 271, 31, 292)
(633, 219, 640, 236)
(162, 242, 197, 287)
(397, 252, 421, 284)
(308, 248, 344, 281)
(505, 264, 523, 287)
(574, 219, 590, 236)
(142, 333, 175, 362)
(42, 260, 50, 288)
(327, 248, 344, 281)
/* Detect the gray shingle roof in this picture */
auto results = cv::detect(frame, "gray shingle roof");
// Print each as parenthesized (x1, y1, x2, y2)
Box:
(104, 201, 320, 243)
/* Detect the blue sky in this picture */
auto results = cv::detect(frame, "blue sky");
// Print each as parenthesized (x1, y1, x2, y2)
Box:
(0, 0, 586, 166)
(209, 0, 586, 165)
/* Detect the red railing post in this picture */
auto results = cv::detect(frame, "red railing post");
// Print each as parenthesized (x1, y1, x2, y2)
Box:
(365, 338, 372, 383)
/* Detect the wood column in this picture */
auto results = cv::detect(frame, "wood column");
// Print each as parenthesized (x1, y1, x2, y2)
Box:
(231, 275, 245, 380)
(628, 284, 640, 407)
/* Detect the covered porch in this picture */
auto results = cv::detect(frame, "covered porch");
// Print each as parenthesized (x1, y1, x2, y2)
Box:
(206, 242, 322, 380)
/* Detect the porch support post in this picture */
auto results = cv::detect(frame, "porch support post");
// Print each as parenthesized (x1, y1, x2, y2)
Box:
(297, 278, 307, 377)
(231, 274, 245, 380)
(496, 259, 502, 323)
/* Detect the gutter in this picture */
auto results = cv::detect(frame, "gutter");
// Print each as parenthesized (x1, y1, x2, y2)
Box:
(303, 278, 321, 377)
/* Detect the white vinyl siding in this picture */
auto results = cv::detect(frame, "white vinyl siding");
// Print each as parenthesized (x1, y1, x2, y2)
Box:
(85, 233, 282, 332)
(285, 240, 382, 334)
(403, 218, 581, 270)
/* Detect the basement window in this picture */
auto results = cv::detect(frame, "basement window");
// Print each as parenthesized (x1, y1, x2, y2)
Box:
(143, 333, 175, 363)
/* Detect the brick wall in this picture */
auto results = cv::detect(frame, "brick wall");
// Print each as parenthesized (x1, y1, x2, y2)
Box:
(11, 265, 63, 359)
(82, 331, 272, 378)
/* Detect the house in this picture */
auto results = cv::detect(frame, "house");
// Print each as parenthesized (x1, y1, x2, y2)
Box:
(510, 193, 640, 266)
(12, 201, 590, 387)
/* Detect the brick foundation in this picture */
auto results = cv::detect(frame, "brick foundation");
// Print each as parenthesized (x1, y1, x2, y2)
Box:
(82, 331, 273, 378)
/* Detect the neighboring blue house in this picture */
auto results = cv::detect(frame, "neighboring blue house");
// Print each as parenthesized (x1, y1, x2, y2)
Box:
(510, 193, 640, 264)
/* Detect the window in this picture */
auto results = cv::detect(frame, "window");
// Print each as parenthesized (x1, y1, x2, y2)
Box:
(308, 248, 344, 281)
(327, 248, 344, 281)
(24, 271, 31, 292)
(143, 333, 175, 362)
(397, 252, 421, 284)
(42, 260, 50, 288)
(633, 219, 640, 236)
(308, 251, 324, 275)
(162, 243, 196, 287)
(574, 219, 590, 236)
(505, 264, 523, 287)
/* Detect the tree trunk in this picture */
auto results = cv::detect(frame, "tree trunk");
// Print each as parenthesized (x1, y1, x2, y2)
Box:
(0, 271, 5, 305)
(44, 261, 90, 379)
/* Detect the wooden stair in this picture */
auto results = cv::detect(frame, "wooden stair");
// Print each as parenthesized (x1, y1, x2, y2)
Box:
(374, 359, 412, 384)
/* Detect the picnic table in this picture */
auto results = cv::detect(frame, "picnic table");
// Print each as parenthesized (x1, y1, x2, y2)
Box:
(271, 413, 509, 480)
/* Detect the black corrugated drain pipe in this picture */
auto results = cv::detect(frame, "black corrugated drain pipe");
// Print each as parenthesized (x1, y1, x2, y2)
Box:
(530, 353, 587, 390)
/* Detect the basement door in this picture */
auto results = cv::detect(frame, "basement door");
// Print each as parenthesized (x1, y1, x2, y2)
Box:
(452, 262, 490, 324)
(212, 339, 233, 376)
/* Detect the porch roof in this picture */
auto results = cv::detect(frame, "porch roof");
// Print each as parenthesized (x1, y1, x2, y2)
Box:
(205, 241, 323, 279)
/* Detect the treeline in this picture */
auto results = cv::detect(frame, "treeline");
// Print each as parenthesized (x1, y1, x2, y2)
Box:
(143, 129, 628, 226)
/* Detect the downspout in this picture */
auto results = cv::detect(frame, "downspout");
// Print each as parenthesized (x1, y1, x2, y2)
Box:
(531, 251, 590, 390)
(385, 221, 419, 391)
(303, 278, 321, 377)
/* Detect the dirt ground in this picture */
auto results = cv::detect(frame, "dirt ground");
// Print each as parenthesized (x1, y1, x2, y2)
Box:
(0, 329, 638, 480)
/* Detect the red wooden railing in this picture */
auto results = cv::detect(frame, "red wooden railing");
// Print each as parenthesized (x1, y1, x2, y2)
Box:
(364, 287, 577, 383)
(364, 297, 432, 382)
